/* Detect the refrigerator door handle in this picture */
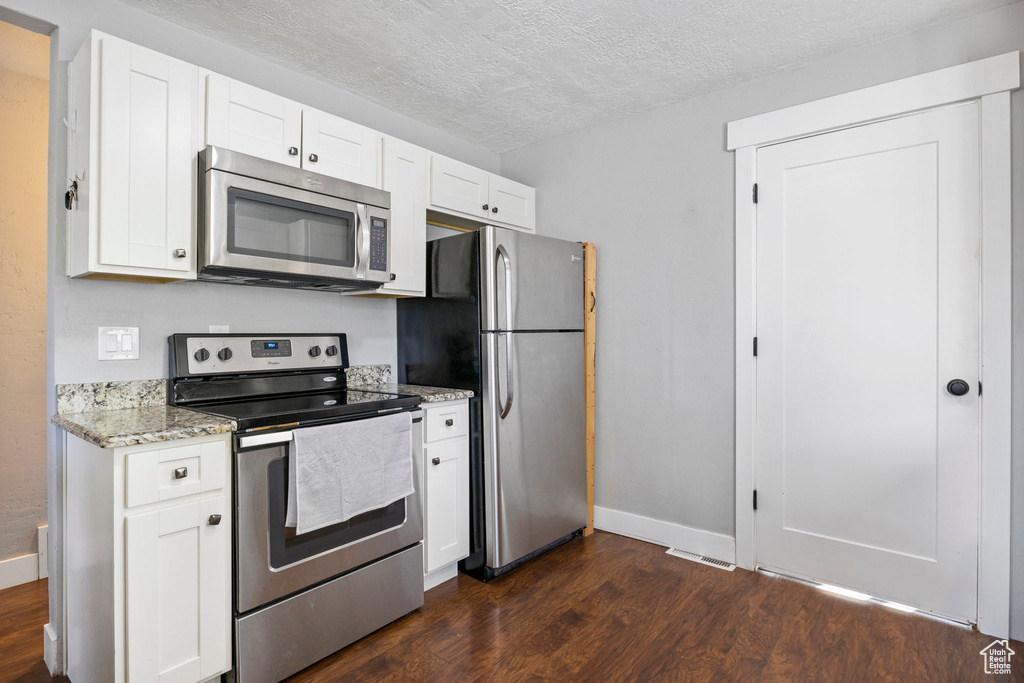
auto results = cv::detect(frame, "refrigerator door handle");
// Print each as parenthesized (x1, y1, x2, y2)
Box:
(498, 332, 514, 419)
(495, 244, 514, 419)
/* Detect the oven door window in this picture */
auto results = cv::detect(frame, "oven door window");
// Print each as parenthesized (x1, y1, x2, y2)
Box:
(227, 187, 356, 268)
(266, 456, 406, 568)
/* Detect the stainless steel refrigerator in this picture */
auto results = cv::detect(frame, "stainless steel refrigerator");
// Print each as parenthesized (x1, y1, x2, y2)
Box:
(397, 225, 586, 580)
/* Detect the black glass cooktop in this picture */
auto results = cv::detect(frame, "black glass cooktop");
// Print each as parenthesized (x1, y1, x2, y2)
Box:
(189, 389, 421, 431)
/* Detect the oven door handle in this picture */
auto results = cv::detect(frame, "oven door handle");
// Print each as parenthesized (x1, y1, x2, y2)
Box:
(239, 431, 293, 448)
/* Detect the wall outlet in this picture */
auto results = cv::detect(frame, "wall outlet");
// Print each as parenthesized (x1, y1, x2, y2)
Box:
(97, 326, 139, 360)
(209, 324, 230, 333)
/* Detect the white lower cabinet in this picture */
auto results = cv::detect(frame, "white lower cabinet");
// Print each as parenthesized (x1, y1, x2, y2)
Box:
(421, 400, 470, 586)
(64, 432, 232, 683)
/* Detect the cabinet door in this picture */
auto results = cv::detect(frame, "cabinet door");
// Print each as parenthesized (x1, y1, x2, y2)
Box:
(424, 439, 469, 572)
(126, 497, 230, 682)
(302, 109, 381, 186)
(488, 175, 536, 232)
(429, 155, 490, 219)
(206, 74, 302, 167)
(97, 37, 198, 272)
(379, 137, 426, 295)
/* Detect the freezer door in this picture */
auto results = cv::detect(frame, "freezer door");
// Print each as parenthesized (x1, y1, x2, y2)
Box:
(481, 225, 584, 332)
(482, 330, 587, 569)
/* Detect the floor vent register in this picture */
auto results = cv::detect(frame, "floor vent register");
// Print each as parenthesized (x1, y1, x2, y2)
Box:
(665, 548, 736, 571)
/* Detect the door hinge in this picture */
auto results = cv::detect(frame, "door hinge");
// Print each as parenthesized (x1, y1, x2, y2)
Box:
(752, 183, 758, 203)
(753, 337, 758, 357)
(753, 489, 758, 511)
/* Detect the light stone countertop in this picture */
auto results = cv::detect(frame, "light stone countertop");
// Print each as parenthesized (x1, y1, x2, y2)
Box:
(51, 405, 236, 449)
(351, 382, 474, 404)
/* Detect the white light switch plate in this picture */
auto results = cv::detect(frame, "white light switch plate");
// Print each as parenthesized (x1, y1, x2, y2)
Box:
(98, 327, 139, 360)
(209, 324, 230, 333)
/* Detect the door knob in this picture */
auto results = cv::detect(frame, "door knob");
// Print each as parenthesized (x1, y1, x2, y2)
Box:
(208, 514, 222, 526)
(946, 379, 970, 396)
(308, 153, 318, 162)
(173, 248, 186, 258)
(288, 146, 299, 156)
(482, 204, 489, 211)
(431, 457, 440, 466)
(492, 206, 498, 213)
(445, 419, 454, 427)
(174, 466, 188, 479)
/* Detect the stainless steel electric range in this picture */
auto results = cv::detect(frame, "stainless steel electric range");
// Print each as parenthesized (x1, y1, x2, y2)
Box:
(169, 333, 424, 683)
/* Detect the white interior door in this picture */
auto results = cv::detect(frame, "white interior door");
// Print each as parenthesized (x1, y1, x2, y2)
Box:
(755, 103, 980, 621)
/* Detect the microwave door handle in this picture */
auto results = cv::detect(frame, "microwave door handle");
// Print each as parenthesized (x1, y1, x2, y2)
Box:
(495, 244, 514, 419)
(355, 204, 370, 279)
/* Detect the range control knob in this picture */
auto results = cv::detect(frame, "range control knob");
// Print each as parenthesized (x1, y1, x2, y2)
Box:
(325, 345, 339, 357)
(217, 347, 233, 362)
(193, 348, 210, 363)
(308, 345, 322, 358)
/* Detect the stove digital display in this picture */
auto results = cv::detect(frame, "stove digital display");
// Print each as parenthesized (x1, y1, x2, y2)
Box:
(250, 339, 292, 358)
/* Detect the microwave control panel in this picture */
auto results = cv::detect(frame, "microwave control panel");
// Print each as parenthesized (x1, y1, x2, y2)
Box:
(369, 217, 388, 272)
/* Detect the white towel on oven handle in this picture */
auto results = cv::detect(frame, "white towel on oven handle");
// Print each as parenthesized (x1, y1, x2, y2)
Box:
(285, 412, 414, 535)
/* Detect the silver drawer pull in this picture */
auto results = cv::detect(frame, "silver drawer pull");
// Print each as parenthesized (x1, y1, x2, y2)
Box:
(208, 514, 222, 526)
(445, 418, 454, 427)
(431, 457, 440, 466)
(174, 466, 188, 479)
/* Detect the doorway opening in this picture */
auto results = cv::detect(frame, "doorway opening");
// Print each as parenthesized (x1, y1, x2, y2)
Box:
(0, 21, 49, 590)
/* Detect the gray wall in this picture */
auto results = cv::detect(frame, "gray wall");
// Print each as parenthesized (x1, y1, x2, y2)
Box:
(501, 1, 1024, 638)
(0, 0, 499, 667)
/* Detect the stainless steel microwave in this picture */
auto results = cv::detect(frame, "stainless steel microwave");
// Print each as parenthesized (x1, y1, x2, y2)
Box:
(197, 146, 392, 292)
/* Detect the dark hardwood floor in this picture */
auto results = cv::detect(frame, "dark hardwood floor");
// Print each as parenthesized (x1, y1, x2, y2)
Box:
(2, 532, 1019, 682)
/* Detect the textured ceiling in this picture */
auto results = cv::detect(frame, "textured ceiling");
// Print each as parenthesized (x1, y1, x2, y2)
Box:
(118, 0, 1014, 152)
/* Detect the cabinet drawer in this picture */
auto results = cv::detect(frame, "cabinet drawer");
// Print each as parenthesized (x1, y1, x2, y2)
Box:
(126, 440, 227, 508)
(424, 402, 468, 443)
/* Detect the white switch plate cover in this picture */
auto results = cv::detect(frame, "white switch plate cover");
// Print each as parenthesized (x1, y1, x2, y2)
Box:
(209, 324, 230, 333)
(98, 327, 139, 360)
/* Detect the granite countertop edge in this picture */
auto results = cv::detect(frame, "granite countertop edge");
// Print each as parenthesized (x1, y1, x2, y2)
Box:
(350, 382, 475, 403)
(51, 406, 236, 449)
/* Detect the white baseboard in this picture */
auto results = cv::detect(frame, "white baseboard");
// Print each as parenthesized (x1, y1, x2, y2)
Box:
(43, 623, 58, 674)
(424, 563, 459, 591)
(38, 526, 48, 580)
(0, 553, 39, 590)
(594, 506, 736, 564)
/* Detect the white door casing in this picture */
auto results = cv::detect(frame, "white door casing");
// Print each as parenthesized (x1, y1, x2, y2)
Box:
(729, 52, 1018, 638)
(754, 103, 979, 621)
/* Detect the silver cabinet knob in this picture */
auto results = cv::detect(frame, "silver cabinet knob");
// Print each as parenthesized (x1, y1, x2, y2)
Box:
(288, 146, 299, 156)
(492, 206, 498, 213)
(173, 248, 186, 258)
(208, 514, 222, 526)
(308, 153, 318, 162)
(445, 419, 454, 427)
(431, 457, 440, 466)
(174, 466, 188, 479)
(482, 204, 489, 211)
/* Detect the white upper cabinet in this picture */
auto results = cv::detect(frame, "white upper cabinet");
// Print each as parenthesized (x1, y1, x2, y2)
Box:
(429, 155, 491, 219)
(429, 153, 536, 232)
(205, 73, 302, 167)
(302, 109, 381, 186)
(378, 137, 427, 295)
(488, 175, 536, 232)
(67, 31, 201, 280)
